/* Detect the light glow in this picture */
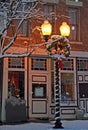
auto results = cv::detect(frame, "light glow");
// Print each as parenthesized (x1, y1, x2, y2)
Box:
(60, 22, 70, 37)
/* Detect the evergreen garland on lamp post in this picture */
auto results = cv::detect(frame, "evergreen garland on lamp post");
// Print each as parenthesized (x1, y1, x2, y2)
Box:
(46, 35, 71, 128)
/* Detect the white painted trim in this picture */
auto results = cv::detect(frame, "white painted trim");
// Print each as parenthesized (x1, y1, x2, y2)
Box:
(70, 51, 88, 58)
(1, 58, 8, 122)
(42, 0, 59, 4)
(66, 0, 83, 7)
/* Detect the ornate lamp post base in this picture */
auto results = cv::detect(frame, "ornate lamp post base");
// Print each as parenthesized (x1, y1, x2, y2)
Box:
(53, 119, 64, 128)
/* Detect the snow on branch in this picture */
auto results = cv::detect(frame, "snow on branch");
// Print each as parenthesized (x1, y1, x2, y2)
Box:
(0, 0, 40, 58)
(0, 0, 70, 59)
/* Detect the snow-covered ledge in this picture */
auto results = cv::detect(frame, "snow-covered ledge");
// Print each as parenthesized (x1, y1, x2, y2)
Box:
(70, 51, 88, 58)
(66, 0, 83, 7)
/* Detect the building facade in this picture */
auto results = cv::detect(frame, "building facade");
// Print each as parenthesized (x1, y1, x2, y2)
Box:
(0, 0, 88, 122)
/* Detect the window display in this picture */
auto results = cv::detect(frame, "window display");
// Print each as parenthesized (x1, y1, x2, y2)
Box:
(8, 71, 24, 99)
(61, 73, 74, 102)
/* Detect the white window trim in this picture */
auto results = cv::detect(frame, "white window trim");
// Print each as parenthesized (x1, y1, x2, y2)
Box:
(66, 0, 83, 7)
(60, 58, 77, 106)
(42, 0, 59, 4)
(70, 51, 88, 58)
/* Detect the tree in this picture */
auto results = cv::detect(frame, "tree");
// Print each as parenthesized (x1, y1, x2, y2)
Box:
(0, 0, 44, 58)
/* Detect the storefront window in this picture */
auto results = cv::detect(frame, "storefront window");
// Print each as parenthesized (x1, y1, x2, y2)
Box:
(61, 73, 74, 102)
(8, 71, 24, 99)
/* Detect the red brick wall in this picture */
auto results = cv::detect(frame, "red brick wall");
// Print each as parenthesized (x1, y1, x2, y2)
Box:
(6, 0, 88, 52)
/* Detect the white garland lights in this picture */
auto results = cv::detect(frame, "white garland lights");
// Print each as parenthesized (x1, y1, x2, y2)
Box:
(46, 35, 71, 60)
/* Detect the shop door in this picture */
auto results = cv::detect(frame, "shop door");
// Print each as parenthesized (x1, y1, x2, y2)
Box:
(31, 83, 49, 118)
(79, 83, 88, 113)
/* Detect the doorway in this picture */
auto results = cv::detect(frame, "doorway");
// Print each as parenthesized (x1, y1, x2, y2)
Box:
(30, 83, 49, 119)
(79, 83, 88, 113)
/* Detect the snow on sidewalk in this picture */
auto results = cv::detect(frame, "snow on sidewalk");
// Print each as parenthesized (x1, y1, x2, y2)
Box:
(0, 120, 88, 130)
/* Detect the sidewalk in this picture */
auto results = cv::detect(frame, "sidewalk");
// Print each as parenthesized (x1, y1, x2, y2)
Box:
(0, 120, 88, 130)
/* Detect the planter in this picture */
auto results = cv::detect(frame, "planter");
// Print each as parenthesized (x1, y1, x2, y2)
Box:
(5, 96, 26, 123)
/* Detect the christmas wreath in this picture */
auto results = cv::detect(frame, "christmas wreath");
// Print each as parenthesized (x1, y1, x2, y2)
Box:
(46, 35, 71, 60)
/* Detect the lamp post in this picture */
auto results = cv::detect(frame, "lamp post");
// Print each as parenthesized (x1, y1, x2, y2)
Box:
(41, 20, 70, 129)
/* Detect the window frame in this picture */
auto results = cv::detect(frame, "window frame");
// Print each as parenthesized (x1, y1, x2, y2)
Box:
(8, 58, 25, 68)
(17, 19, 29, 36)
(43, 4, 55, 22)
(31, 58, 47, 71)
(77, 58, 88, 71)
(68, 7, 80, 42)
(60, 58, 77, 105)
(61, 58, 74, 71)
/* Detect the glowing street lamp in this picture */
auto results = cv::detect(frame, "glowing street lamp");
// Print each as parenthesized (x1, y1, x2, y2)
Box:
(41, 20, 52, 42)
(60, 22, 70, 37)
(41, 20, 70, 129)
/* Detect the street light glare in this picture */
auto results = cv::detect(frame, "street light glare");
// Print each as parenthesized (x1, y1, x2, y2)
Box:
(60, 22, 70, 37)
(41, 20, 52, 36)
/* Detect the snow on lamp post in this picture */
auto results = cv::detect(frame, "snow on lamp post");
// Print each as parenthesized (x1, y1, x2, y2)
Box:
(41, 20, 71, 128)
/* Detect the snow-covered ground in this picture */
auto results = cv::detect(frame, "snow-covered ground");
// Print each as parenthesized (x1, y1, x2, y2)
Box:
(0, 120, 88, 130)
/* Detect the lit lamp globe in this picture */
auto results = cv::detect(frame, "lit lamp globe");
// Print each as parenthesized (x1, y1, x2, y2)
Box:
(41, 20, 52, 42)
(60, 22, 70, 37)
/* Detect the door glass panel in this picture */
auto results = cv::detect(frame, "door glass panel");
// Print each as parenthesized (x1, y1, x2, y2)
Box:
(32, 84, 46, 98)
(79, 83, 88, 98)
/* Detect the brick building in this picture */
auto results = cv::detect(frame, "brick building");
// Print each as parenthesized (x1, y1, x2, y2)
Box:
(0, 0, 88, 122)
